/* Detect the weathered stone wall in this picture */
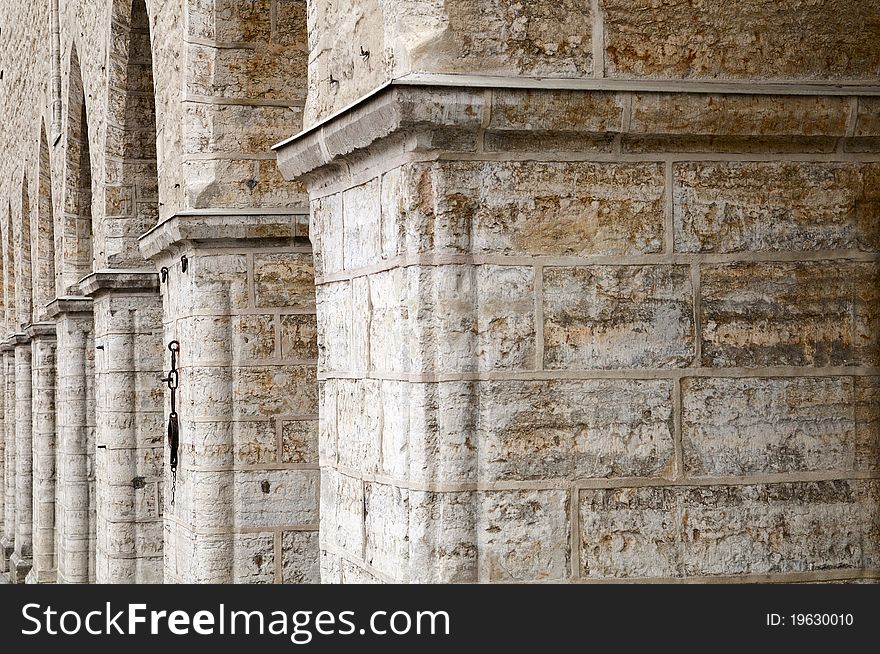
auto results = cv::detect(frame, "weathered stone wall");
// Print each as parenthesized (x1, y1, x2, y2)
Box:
(1, 0, 878, 585)
(0, 0, 317, 584)
(277, 0, 880, 583)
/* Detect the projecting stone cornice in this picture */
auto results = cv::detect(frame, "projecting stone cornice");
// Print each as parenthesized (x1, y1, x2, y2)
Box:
(137, 208, 310, 261)
(24, 323, 57, 339)
(0, 333, 29, 351)
(45, 297, 93, 319)
(78, 270, 160, 297)
(273, 74, 880, 184)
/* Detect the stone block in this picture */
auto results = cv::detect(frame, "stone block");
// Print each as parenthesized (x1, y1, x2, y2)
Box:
(544, 265, 695, 369)
(579, 480, 870, 578)
(479, 379, 674, 481)
(700, 262, 880, 367)
(281, 530, 320, 583)
(601, 0, 880, 79)
(253, 252, 315, 308)
(675, 162, 880, 253)
(478, 489, 570, 582)
(682, 377, 860, 476)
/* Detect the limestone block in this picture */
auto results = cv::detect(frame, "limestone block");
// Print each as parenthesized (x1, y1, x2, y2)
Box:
(478, 489, 570, 582)
(700, 262, 880, 367)
(183, 103, 302, 155)
(232, 314, 276, 361)
(364, 482, 410, 579)
(320, 470, 364, 557)
(479, 379, 674, 481)
(253, 252, 315, 308)
(682, 377, 865, 476)
(310, 192, 343, 277)
(180, 419, 277, 467)
(191, 253, 250, 310)
(406, 382, 479, 484)
(409, 490, 477, 583)
(855, 377, 880, 472)
(342, 178, 381, 270)
(282, 530, 320, 583)
(186, 42, 305, 101)
(601, 0, 880, 79)
(319, 549, 342, 583)
(543, 265, 695, 369)
(405, 265, 536, 373)
(486, 90, 624, 152)
(184, 469, 318, 530)
(580, 480, 871, 578)
(316, 281, 351, 372)
(232, 364, 317, 417)
(336, 379, 382, 475)
(281, 419, 319, 464)
(279, 314, 318, 361)
(675, 162, 880, 253)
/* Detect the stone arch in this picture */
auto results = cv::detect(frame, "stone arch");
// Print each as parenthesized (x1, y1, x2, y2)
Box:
(61, 44, 94, 293)
(105, 0, 158, 266)
(15, 174, 34, 329)
(33, 124, 57, 321)
(3, 201, 15, 332)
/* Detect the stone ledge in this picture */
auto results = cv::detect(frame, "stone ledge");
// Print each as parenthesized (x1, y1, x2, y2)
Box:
(24, 322, 57, 339)
(45, 296, 93, 318)
(8, 552, 32, 584)
(0, 332, 28, 351)
(273, 79, 880, 182)
(79, 269, 160, 297)
(138, 208, 310, 261)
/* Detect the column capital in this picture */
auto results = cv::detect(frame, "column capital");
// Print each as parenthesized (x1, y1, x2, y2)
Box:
(44, 296, 93, 319)
(0, 333, 28, 351)
(24, 323, 57, 340)
(78, 269, 160, 298)
(137, 208, 309, 262)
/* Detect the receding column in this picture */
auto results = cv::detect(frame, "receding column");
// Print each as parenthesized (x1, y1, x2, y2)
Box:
(10, 333, 33, 582)
(81, 272, 164, 583)
(48, 298, 95, 583)
(140, 211, 320, 584)
(0, 343, 15, 574)
(26, 323, 57, 583)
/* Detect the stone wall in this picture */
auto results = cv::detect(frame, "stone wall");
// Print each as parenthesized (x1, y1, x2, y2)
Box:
(276, 0, 880, 583)
(0, 0, 878, 585)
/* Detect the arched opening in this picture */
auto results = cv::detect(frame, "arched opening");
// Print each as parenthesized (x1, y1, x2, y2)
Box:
(62, 45, 93, 292)
(105, 0, 158, 265)
(34, 125, 57, 318)
(17, 175, 33, 329)
(3, 202, 15, 332)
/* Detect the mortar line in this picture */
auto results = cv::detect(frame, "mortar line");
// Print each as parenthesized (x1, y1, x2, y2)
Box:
(664, 158, 675, 254)
(574, 568, 880, 584)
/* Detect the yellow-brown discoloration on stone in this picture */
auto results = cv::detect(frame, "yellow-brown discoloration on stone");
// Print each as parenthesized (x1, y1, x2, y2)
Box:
(675, 161, 880, 253)
(701, 262, 880, 367)
(543, 265, 695, 369)
(602, 0, 880, 80)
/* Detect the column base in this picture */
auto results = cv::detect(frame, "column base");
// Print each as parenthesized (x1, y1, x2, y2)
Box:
(25, 566, 56, 584)
(0, 537, 13, 573)
(9, 552, 32, 584)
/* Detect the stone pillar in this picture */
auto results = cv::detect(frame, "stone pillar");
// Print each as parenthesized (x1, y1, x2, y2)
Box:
(10, 333, 33, 582)
(81, 271, 164, 583)
(139, 210, 320, 584)
(48, 297, 96, 584)
(276, 79, 880, 583)
(0, 343, 15, 574)
(26, 323, 57, 583)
